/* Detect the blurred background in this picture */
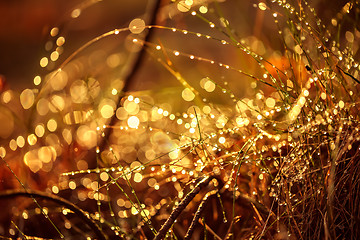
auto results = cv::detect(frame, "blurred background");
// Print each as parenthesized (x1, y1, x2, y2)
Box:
(0, 0, 348, 90)
(0, 0, 149, 89)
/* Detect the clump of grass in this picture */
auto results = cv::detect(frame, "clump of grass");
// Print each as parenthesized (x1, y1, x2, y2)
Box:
(0, 0, 359, 239)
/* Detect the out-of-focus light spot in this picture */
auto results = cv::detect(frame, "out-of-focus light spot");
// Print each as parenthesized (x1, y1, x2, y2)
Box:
(9, 139, 17, 151)
(107, 53, 123, 68)
(24, 150, 42, 173)
(50, 70, 68, 91)
(35, 124, 45, 137)
(88, 77, 101, 99)
(2, 91, 12, 103)
(37, 98, 50, 116)
(56, 37, 65, 46)
(199, 6, 208, 13)
(50, 27, 59, 37)
(117, 199, 125, 207)
(219, 136, 226, 144)
(62, 129, 73, 144)
(203, 105, 211, 114)
(147, 178, 156, 187)
(130, 161, 141, 172)
(339, 100, 345, 109)
(27, 134, 37, 145)
(124, 100, 139, 115)
(34, 76, 41, 85)
(116, 107, 128, 120)
(299, 96, 306, 106)
(0, 147, 6, 158)
(16, 136, 25, 148)
(134, 172, 143, 183)
(258, 2, 267, 10)
(69, 181, 76, 190)
(274, 135, 281, 141)
(200, 78, 207, 89)
(265, 97, 276, 108)
(52, 186, 59, 194)
(0, 106, 14, 139)
(294, 45, 303, 54)
(169, 149, 179, 159)
(129, 18, 145, 34)
(157, 108, 163, 115)
(177, 0, 190, 12)
(100, 105, 115, 118)
(256, 93, 263, 100)
(77, 160, 88, 170)
(345, 31, 354, 43)
(128, 116, 140, 128)
(70, 79, 88, 103)
(204, 80, 215, 92)
(100, 172, 109, 181)
(76, 125, 97, 149)
(131, 206, 139, 215)
(289, 105, 302, 121)
(123, 201, 131, 209)
(40, 57, 48, 68)
(47, 119, 57, 132)
(321, 92, 327, 100)
(182, 88, 195, 101)
(50, 51, 59, 61)
(331, 18, 337, 26)
(45, 41, 53, 51)
(111, 88, 118, 95)
(49, 95, 65, 112)
(20, 89, 35, 109)
(71, 8, 81, 18)
(185, 0, 193, 6)
(236, 117, 249, 127)
(216, 116, 227, 128)
(38, 146, 56, 163)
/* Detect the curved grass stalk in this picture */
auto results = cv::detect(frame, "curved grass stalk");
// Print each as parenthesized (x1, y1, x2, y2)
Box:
(0, 189, 106, 240)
